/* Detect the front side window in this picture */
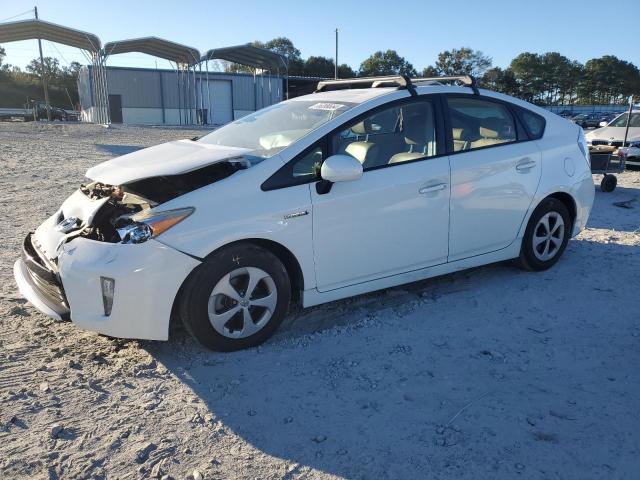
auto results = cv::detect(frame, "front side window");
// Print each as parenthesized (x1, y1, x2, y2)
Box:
(330, 100, 438, 170)
(447, 97, 517, 152)
(199, 100, 356, 160)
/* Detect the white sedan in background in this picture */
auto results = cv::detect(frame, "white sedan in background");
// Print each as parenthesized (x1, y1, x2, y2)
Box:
(14, 76, 595, 351)
(586, 109, 640, 168)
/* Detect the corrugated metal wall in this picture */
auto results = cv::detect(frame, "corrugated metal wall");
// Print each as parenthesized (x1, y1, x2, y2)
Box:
(78, 65, 284, 124)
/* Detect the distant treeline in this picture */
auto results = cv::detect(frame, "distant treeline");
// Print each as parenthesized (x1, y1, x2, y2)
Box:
(2, 40, 639, 108)
(228, 39, 640, 106)
(0, 47, 80, 108)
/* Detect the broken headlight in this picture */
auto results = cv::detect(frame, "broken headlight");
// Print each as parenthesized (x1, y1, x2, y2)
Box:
(117, 207, 194, 244)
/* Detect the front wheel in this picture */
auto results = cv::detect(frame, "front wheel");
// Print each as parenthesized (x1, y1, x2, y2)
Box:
(179, 244, 291, 351)
(516, 198, 571, 271)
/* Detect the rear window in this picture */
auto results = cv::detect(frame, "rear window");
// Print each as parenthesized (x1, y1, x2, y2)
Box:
(519, 109, 546, 139)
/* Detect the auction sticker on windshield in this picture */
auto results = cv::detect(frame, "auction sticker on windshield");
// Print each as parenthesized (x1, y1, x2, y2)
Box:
(309, 103, 347, 111)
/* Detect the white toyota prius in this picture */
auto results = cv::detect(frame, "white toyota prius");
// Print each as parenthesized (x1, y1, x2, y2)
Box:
(14, 76, 595, 351)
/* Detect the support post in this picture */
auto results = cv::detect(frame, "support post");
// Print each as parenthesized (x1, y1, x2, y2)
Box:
(335, 28, 338, 80)
(34, 7, 51, 121)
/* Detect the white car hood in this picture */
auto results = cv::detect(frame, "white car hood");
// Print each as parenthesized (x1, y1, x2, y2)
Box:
(585, 126, 640, 142)
(86, 139, 252, 185)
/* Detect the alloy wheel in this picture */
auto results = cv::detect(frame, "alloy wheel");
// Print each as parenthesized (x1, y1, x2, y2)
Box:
(532, 211, 565, 262)
(208, 267, 277, 338)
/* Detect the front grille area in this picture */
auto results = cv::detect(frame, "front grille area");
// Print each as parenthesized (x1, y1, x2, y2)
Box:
(591, 140, 623, 147)
(22, 233, 70, 318)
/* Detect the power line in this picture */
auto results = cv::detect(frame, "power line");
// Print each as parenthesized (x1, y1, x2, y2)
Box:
(0, 8, 34, 23)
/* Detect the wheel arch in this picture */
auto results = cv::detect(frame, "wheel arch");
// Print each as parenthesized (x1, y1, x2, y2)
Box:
(518, 190, 578, 241)
(545, 191, 577, 228)
(169, 238, 305, 336)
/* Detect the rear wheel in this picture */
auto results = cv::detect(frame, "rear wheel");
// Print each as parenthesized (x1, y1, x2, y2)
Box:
(600, 174, 617, 192)
(179, 244, 291, 351)
(516, 198, 571, 271)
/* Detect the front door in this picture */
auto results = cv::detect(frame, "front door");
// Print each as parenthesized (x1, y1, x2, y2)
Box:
(108, 94, 123, 123)
(445, 95, 542, 261)
(309, 97, 450, 292)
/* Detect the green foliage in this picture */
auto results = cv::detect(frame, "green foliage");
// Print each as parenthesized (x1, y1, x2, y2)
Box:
(430, 47, 492, 77)
(359, 50, 417, 77)
(0, 51, 81, 108)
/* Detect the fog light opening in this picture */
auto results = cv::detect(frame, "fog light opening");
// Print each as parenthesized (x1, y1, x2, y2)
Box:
(100, 276, 115, 316)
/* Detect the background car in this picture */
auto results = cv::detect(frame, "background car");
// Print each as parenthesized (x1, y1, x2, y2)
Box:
(571, 113, 604, 128)
(586, 109, 640, 160)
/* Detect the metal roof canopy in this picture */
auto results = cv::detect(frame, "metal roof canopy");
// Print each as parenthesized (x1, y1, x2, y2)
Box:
(0, 19, 100, 52)
(201, 44, 288, 72)
(104, 37, 200, 64)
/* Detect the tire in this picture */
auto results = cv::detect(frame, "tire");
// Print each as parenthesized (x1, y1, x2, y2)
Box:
(516, 198, 571, 271)
(178, 243, 291, 351)
(600, 174, 617, 192)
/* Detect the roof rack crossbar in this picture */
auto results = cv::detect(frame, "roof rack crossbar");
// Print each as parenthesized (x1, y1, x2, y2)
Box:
(315, 75, 408, 92)
(412, 75, 479, 95)
(315, 74, 479, 95)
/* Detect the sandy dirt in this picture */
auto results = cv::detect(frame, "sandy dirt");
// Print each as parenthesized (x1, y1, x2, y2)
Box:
(0, 122, 639, 480)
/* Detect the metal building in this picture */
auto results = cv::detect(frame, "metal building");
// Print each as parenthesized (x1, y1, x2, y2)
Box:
(78, 66, 284, 125)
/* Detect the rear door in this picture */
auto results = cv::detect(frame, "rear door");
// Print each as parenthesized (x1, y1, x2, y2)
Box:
(445, 95, 541, 261)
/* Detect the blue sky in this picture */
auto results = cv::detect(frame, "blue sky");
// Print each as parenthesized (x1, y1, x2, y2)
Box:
(1, 0, 639, 71)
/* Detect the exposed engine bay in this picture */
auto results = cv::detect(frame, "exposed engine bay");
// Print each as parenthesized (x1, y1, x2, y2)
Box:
(77, 160, 248, 244)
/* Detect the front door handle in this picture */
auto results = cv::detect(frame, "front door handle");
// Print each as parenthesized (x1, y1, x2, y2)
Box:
(516, 159, 536, 172)
(419, 183, 447, 194)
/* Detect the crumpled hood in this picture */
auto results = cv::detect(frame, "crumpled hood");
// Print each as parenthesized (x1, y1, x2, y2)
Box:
(86, 139, 252, 185)
(585, 126, 640, 142)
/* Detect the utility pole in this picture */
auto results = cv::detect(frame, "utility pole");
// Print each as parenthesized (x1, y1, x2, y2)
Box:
(34, 6, 51, 121)
(334, 28, 338, 80)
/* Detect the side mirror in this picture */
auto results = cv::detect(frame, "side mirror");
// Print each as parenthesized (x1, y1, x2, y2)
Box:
(320, 154, 363, 183)
(599, 121, 608, 128)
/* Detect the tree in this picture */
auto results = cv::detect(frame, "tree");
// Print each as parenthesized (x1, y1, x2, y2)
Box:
(303, 56, 335, 78)
(481, 67, 518, 96)
(338, 63, 356, 78)
(0, 45, 10, 77)
(421, 65, 440, 77)
(434, 47, 492, 77)
(263, 37, 301, 62)
(509, 52, 544, 103)
(302, 56, 356, 78)
(224, 37, 304, 75)
(26, 56, 61, 79)
(359, 50, 417, 77)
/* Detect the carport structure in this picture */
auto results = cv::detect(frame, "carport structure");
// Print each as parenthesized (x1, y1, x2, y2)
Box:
(200, 44, 289, 117)
(103, 37, 201, 125)
(0, 18, 108, 123)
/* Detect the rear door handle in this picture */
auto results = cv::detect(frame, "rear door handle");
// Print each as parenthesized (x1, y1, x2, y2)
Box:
(419, 183, 447, 194)
(516, 159, 536, 172)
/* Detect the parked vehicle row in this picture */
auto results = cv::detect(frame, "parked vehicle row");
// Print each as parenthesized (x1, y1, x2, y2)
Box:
(14, 75, 595, 351)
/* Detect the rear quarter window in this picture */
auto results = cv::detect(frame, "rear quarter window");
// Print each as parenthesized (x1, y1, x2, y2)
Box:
(518, 108, 546, 139)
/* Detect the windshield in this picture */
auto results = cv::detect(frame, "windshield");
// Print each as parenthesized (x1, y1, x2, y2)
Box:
(199, 100, 357, 158)
(608, 112, 640, 127)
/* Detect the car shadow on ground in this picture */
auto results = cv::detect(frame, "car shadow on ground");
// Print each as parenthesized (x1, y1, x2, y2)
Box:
(145, 238, 639, 479)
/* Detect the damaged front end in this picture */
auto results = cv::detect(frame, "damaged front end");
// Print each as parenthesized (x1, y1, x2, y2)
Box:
(66, 159, 249, 246)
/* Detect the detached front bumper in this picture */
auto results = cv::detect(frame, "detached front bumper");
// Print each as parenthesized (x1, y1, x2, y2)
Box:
(14, 233, 200, 341)
(14, 233, 70, 320)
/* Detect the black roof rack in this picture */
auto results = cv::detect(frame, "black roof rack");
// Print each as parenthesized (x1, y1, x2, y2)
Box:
(315, 74, 479, 96)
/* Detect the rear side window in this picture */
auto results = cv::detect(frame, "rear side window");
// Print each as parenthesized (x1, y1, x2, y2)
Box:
(447, 97, 517, 152)
(518, 108, 546, 139)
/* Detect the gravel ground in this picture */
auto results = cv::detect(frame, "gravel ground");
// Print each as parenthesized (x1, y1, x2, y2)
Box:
(1, 122, 639, 480)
